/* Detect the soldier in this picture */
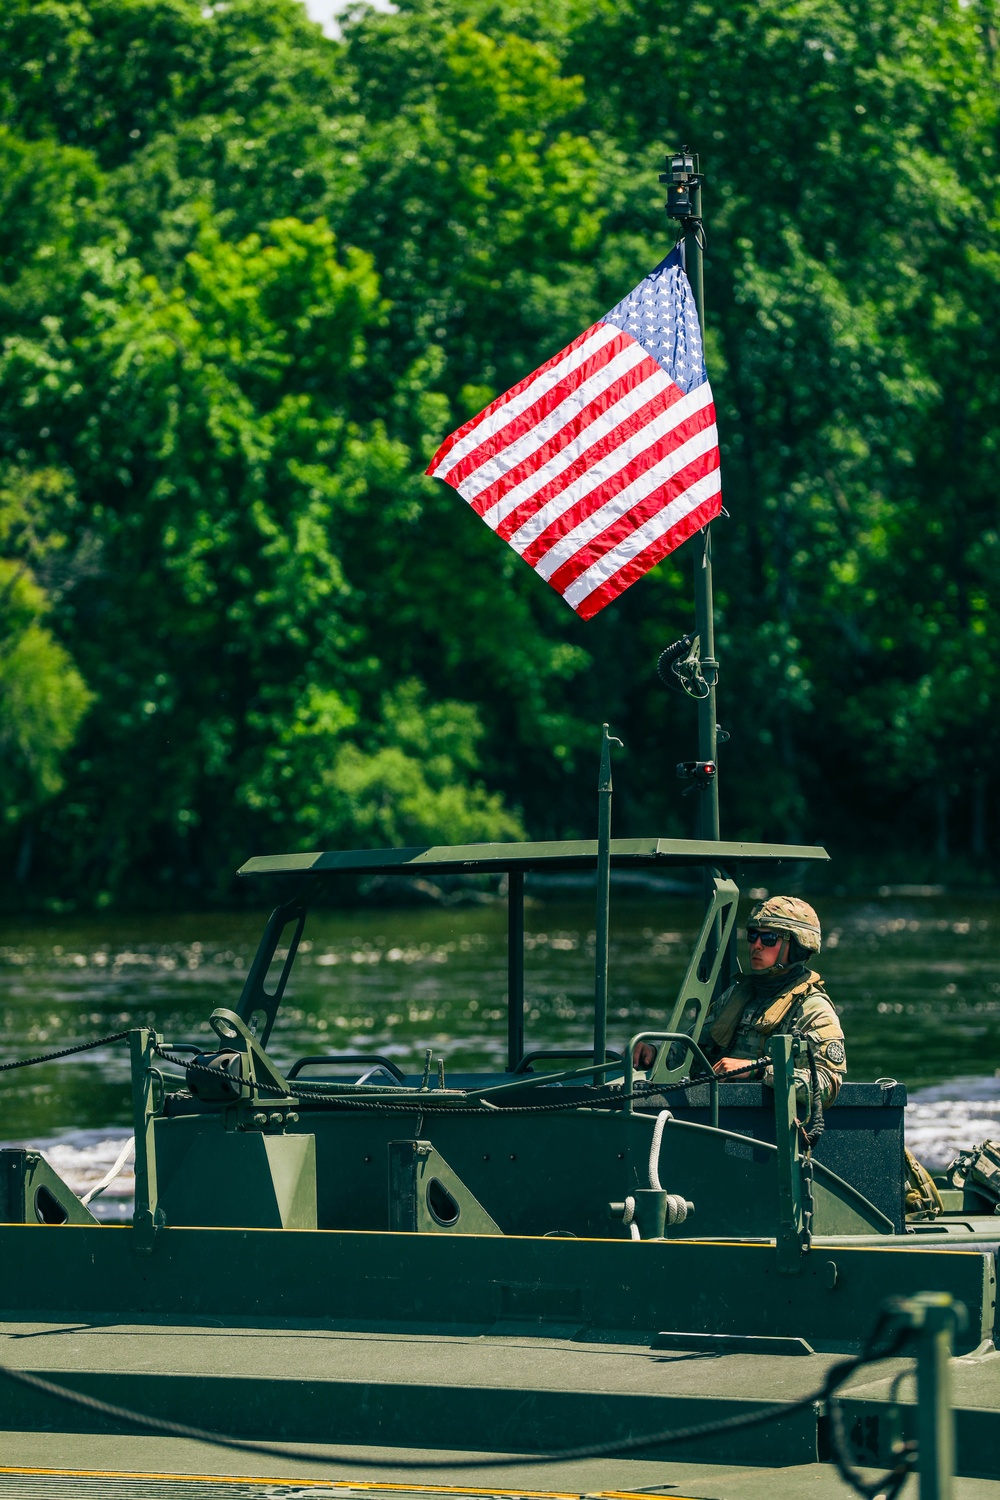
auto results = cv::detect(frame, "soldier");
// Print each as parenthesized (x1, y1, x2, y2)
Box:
(701, 896, 846, 1105)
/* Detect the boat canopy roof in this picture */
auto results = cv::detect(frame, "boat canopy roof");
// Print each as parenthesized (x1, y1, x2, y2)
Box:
(238, 837, 829, 880)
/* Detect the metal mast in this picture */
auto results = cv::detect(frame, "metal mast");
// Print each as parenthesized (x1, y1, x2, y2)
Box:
(662, 149, 720, 842)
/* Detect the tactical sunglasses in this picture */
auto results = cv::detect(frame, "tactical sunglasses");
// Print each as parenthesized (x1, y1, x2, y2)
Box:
(746, 928, 783, 948)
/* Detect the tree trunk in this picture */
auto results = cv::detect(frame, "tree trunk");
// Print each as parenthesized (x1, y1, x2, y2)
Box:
(971, 769, 986, 861)
(15, 825, 33, 884)
(934, 784, 949, 864)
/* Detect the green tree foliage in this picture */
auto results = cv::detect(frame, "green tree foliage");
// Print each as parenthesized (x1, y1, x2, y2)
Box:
(0, 0, 997, 903)
(558, 0, 1000, 860)
(0, 465, 93, 829)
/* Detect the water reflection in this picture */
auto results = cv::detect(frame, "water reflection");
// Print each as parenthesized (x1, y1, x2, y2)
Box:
(1, 890, 999, 1205)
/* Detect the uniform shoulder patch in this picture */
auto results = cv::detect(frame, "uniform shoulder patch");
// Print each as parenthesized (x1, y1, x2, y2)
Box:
(825, 1039, 846, 1066)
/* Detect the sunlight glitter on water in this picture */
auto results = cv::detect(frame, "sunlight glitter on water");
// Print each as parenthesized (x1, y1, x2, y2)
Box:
(904, 1075, 1000, 1172)
(1, 1128, 136, 1221)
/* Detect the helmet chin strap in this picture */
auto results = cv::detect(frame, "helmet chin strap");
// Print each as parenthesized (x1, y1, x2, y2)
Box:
(770, 935, 794, 971)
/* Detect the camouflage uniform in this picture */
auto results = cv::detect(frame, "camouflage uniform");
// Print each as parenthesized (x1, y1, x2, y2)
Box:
(701, 897, 846, 1106)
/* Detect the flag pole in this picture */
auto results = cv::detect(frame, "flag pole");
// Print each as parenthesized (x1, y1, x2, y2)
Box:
(662, 148, 720, 843)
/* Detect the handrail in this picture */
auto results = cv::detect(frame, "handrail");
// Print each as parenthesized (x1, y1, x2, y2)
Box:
(472, 1055, 624, 1101)
(513, 1047, 622, 1075)
(625, 1031, 718, 1124)
(286, 1053, 406, 1083)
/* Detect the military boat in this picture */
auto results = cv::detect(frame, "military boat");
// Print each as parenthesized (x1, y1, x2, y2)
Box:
(0, 811, 998, 1498)
(1, 151, 998, 1499)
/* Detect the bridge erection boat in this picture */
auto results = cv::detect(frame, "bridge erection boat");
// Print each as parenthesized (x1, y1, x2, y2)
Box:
(0, 826, 998, 1496)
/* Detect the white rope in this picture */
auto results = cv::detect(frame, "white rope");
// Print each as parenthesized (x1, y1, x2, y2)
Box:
(80, 1136, 135, 1206)
(622, 1194, 640, 1239)
(648, 1108, 671, 1191)
(664, 1192, 689, 1225)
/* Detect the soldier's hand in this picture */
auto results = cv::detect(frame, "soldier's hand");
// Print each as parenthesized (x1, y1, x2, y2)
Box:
(632, 1042, 657, 1070)
(713, 1056, 747, 1076)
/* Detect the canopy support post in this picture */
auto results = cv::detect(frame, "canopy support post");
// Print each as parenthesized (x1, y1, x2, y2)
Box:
(506, 870, 525, 1071)
(594, 724, 622, 1083)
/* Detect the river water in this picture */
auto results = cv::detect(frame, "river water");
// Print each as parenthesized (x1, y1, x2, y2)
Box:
(2, 889, 999, 1218)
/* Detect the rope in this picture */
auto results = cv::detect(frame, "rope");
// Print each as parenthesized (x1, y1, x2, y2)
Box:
(0, 1031, 131, 1072)
(80, 1135, 135, 1206)
(648, 1109, 671, 1190)
(0, 1318, 916, 1474)
(664, 1193, 689, 1225)
(154, 1048, 765, 1116)
(0, 1024, 759, 1117)
(621, 1193, 640, 1241)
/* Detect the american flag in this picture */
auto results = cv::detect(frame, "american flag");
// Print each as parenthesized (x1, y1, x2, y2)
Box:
(426, 249, 721, 620)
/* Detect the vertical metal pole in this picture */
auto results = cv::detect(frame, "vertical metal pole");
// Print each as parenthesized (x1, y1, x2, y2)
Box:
(506, 870, 525, 1071)
(914, 1296, 957, 1500)
(693, 535, 719, 843)
(681, 170, 720, 844)
(594, 724, 619, 1082)
(770, 1034, 805, 1274)
(130, 1027, 161, 1252)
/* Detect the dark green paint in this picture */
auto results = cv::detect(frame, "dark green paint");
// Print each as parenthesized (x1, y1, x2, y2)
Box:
(0, 1223, 992, 1355)
(0, 1148, 98, 1227)
(0, 1362, 819, 1468)
(772, 1034, 808, 1273)
(387, 1139, 502, 1236)
(156, 1127, 317, 1232)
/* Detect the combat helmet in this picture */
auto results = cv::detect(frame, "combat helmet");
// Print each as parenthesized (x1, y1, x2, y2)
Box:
(748, 895, 821, 956)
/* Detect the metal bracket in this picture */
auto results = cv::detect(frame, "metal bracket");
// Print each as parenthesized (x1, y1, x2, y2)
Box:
(0, 1149, 99, 1226)
(207, 1008, 297, 1114)
(388, 1140, 502, 1235)
(648, 876, 739, 1084)
(235, 888, 310, 1047)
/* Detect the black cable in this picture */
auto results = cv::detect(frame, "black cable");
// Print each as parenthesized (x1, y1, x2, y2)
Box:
(828, 1398, 913, 1500)
(673, 218, 707, 252)
(0, 1031, 131, 1072)
(153, 1047, 765, 1115)
(0, 1314, 916, 1473)
(657, 633, 695, 689)
(0, 1355, 841, 1471)
(823, 1319, 917, 1500)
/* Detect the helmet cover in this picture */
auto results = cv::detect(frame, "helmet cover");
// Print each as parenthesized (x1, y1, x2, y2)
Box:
(748, 895, 821, 954)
